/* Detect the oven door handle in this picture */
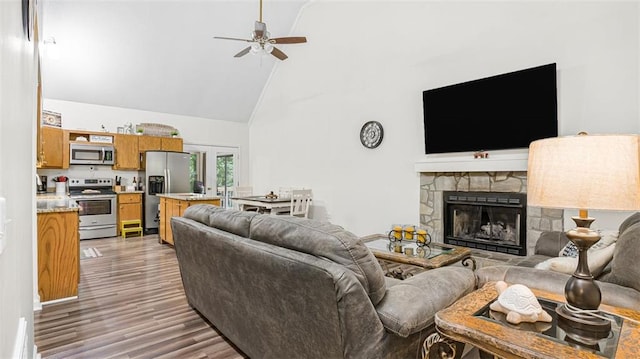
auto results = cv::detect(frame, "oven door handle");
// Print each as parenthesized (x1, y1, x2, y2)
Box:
(79, 225, 115, 230)
(71, 195, 117, 200)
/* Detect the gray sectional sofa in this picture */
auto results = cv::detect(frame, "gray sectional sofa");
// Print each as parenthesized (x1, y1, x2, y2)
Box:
(476, 212, 640, 311)
(171, 204, 476, 359)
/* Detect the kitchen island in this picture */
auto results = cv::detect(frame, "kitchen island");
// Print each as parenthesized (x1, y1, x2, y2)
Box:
(156, 193, 221, 245)
(36, 195, 80, 303)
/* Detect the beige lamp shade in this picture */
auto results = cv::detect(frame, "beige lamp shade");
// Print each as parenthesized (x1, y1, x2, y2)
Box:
(527, 134, 640, 211)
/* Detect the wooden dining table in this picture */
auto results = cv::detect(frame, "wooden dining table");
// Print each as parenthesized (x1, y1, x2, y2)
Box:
(231, 195, 291, 215)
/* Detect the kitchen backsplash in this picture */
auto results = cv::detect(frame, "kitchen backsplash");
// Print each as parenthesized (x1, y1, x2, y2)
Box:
(38, 166, 143, 191)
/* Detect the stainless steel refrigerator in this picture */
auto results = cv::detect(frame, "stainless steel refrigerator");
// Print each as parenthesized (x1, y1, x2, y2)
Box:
(144, 150, 191, 233)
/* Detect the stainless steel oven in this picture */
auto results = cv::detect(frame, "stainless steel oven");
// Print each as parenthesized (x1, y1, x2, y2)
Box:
(69, 178, 117, 240)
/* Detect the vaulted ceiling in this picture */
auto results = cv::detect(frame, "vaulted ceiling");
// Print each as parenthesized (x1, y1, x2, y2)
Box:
(41, 0, 309, 123)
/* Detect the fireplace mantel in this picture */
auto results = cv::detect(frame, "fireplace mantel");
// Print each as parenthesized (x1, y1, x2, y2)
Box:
(414, 149, 528, 172)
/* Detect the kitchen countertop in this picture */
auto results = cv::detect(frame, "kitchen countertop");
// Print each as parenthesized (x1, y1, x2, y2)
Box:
(156, 193, 221, 201)
(115, 190, 144, 194)
(36, 195, 80, 214)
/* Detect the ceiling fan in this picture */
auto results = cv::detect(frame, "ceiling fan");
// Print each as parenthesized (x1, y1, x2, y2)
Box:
(213, 0, 307, 61)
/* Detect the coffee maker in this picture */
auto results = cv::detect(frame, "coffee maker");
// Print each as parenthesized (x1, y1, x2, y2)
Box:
(37, 175, 47, 194)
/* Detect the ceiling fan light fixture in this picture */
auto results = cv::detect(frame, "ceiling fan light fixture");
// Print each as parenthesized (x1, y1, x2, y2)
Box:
(264, 43, 274, 53)
(250, 43, 262, 54)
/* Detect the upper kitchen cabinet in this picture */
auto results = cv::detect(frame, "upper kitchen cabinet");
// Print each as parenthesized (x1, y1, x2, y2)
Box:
(161, 137, 183, 152)
(138, 136, 161, 169)
(138, 136, 183, 169)
(37, 126, 67, 169)
(113, 134, 139, 170)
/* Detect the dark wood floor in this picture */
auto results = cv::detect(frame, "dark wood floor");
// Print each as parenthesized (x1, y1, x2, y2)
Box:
(34, 234, 248, 359)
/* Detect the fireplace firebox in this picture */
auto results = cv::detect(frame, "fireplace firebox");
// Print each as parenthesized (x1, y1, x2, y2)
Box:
(443, 191, 527, 256)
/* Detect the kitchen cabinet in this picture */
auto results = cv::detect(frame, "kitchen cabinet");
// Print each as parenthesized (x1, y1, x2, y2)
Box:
(113, 134, 139, 170)
(138, 136, 161, 169)
(161, 137, 183, 152)
(158, 195, 220, 245)
(137, 136, 183, 169)
(47, 128, 184, 171)
(117, 192, 142, 236)
(37, 210, 79, 302)
(38, 126, 66, 168)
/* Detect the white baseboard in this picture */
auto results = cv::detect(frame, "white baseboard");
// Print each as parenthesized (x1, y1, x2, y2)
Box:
(13, 317, 27, 359)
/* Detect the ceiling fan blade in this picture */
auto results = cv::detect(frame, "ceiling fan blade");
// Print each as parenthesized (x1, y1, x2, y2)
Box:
(214, 36, 253, 42)
(234, 46, 252, 58)
(270, 36, 307, 44)
(270, 47, 288, 61)
(254, 21, 267, 38)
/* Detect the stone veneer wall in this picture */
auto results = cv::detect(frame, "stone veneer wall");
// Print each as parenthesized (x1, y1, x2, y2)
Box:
(419, 171, 564, 256)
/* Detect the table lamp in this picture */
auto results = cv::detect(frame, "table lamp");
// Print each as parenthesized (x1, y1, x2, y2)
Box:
(527, 133, 640, 336)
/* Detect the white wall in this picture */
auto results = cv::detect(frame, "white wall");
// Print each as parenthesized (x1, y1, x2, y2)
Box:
(41, 99, 251, 187)
(0, 0, 37, 357)
(250, 1, 640, 237)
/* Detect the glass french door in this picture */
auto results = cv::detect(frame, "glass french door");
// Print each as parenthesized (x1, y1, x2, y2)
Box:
(183, 145, 239, 208)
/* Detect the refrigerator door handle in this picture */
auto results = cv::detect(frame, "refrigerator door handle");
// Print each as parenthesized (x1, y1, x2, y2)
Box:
(166, 169, 171, 194)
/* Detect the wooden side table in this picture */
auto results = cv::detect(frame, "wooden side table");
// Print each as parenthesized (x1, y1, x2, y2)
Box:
(431, 282, 640, 358)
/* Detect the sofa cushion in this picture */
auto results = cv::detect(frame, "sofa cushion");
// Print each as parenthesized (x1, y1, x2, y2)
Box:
(618, 212, 640, 235)
(182, 205, 259, 239)
(249, 215, 387, 306)
(208, 208, 259, 238)
(534, 231, 569, 257)
(606, 221, 640, 292)
(375, 267, 475, 337)
(535, 243, 616, 277)
(181, 203, 220, 225)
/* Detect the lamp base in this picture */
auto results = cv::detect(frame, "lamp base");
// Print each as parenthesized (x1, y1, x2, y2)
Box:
(559, 223, 611, 340)
(556, 304, 611, 339)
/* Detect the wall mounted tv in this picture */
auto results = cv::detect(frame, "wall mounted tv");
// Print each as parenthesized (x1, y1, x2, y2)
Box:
(422, 63, 558, 154)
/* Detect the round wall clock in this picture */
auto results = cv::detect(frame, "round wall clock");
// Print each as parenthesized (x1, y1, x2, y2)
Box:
(360, 121, 384, 149)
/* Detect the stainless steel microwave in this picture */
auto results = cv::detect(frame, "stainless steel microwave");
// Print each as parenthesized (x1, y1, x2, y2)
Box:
(69, 143, 115, 165)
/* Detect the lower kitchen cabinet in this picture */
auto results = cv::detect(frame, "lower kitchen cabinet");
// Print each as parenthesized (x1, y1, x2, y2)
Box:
(159, 196, 220, 245)
(37, 210, 79, 302)
(117, 192, 142, 236)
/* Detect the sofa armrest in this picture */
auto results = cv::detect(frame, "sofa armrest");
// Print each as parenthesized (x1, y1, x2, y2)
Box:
(375, 267, 475, 337)
(476, 265, 640, 311)
(535, 231, 570, 257)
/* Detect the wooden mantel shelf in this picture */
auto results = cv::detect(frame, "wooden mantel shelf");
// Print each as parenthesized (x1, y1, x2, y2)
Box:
(414, 149, 528, 173)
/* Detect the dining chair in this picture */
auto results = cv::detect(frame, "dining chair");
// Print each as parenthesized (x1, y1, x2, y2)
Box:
(233, 186, 260, 212)
(278, 187, 292, 199)
(289, 189, 313, 218)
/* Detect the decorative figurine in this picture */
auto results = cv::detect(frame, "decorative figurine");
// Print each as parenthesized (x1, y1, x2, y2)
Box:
(489, 281, 552, 324)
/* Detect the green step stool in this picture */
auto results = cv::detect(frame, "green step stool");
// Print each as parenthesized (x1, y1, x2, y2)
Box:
(121, 219, 143, 238)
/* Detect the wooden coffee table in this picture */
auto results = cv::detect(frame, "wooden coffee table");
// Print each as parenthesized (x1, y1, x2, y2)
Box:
(432, 281, 640, 359)
(362, 234, 475, 270)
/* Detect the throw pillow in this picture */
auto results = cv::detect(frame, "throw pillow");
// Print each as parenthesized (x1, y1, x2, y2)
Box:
(536, 243, 616, 277)
(559, 242, 578, 257)
(558, 229, 619, 257)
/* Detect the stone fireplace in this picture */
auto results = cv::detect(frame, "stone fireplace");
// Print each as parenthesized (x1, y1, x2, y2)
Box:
(419, 171, 563, 256)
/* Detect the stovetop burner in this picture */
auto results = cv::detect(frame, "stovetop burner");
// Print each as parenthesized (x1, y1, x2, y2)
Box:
(68, 178, 116, 196)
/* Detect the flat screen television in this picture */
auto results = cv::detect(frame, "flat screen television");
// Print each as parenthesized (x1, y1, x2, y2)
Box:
(422, 63, 558, 154)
